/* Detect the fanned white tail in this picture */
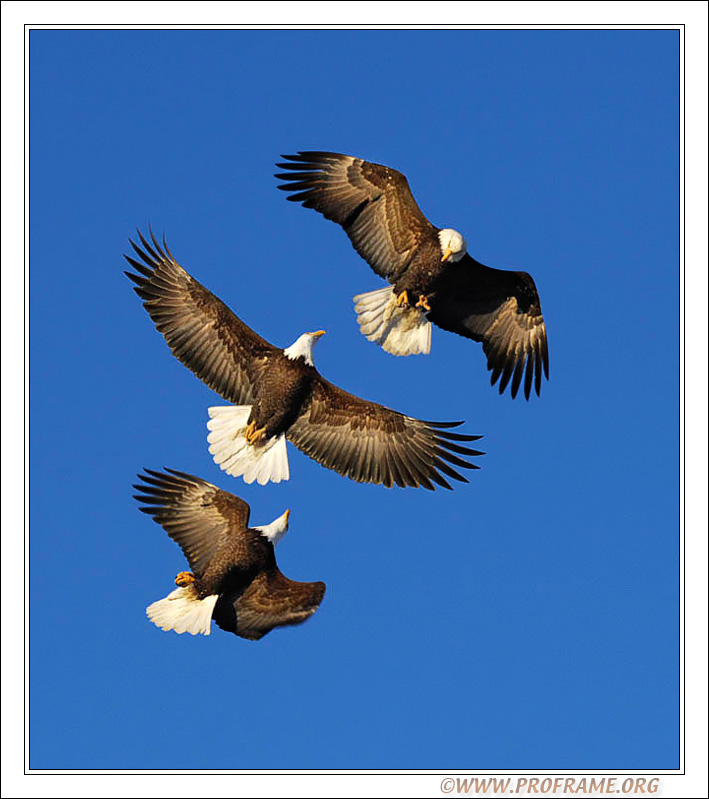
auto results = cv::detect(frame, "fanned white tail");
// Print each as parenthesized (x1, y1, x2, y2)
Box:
(206, 405, 290, 485)
(146, 586, 219, 636)
(353, 287, 432, 356)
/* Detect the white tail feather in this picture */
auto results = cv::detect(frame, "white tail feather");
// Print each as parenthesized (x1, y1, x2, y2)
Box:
(206, 405, 290, 485)
(146, 587, 219, 636)
(353, 287, 432, 356)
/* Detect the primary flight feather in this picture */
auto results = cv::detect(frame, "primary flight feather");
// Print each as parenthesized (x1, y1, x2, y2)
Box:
(125, 229, 483, 489)
(276, 151, 549, 400)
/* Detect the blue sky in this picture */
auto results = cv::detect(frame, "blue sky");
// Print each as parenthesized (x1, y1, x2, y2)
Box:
(27, 28, 680, 770)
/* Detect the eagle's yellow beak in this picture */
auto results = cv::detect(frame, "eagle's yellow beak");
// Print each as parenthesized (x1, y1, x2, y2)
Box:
(308, 330, 326, 338)
(284, 509, 291, 523)
(441, 248, 453, 262)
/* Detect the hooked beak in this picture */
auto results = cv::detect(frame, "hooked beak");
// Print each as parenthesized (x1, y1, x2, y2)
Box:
(308, 330, 326, 339)
(283, 509, 291, 524)
(441, 248, 453, 263)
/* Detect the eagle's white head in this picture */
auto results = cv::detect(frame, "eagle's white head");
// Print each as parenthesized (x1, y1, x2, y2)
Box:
(255, 508, 290, 547)
(438, 228, 467, 263)
(283, 330, 326, 366)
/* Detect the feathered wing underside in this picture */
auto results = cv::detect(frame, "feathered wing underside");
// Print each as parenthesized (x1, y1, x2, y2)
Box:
(276, 151, 436, 281)
(124, 228, 278, 406)
(213, 569, 326, 641)
(134, 468, 251, 578)
(287, 378, 484, 490)
(427, 256, 550, 399)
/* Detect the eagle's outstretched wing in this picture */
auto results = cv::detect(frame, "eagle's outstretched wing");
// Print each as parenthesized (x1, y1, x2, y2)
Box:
(134, 468, 251, 578)
(427, 256, 549, 399)
(213, 569, 326, 641)
(276, 151, 435, 282)
(125, 229, 278, 406)
(287, 377, 484, 490)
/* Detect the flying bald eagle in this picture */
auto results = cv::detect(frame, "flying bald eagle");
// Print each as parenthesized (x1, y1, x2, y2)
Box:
(135, 468, 325, 639)
(275, 151, 549, 400)
(125, 229, 483, 489)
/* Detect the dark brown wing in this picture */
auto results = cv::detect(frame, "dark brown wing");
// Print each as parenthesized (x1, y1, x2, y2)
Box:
(124, 228, 278, 405)
(427, 255, 549, 400)
(133, 468, 251, 578)
(276, 151, 436, 282)
(287, 377, 484, 490)
(213, 568, 326, 641)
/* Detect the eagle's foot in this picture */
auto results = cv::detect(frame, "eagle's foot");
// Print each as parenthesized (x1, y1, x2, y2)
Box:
(395, 290, 410, 309)
(245, 420, 257, 441)
(246, 425, 268, 445)
(175, 571, 195, 587)
(415, 294, 431, 312)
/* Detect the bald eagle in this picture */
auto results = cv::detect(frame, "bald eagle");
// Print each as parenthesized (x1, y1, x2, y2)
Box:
(135, 469, 324, 639)
(276, 151, 549, 400)
(125, 229, 483, 489)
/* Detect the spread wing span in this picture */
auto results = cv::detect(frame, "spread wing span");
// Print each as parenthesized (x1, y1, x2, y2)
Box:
(125, 229, 277, 406)
(276, 151, 435, 281)
(288, 378, 484, 490)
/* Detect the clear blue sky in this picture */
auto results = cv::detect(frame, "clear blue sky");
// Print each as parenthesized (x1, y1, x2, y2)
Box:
(29, 29, 679, 770)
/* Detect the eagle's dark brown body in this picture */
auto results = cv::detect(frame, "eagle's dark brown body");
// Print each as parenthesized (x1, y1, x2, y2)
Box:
(194, 526, 271, 599)
(394, 236, 447, 299)
(248, 353, 316, 440)
(201, 526, 326, 640)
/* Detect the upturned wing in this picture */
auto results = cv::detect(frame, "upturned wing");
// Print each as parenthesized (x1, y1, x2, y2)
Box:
(124, 228, 278, 405)
(213, 568, 326, 641)
(287, 377, 484, 490)
(134, 468, 251, 578)
(427, 256, 549, 399)
(276, 151, 436, 282)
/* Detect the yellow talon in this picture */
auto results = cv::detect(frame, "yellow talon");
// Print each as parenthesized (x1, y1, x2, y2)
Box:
(175, 571, 195, 587)
(247, 424, 268, 445)
(415, 294, 431, 312)
(396, 290, 410, 308)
